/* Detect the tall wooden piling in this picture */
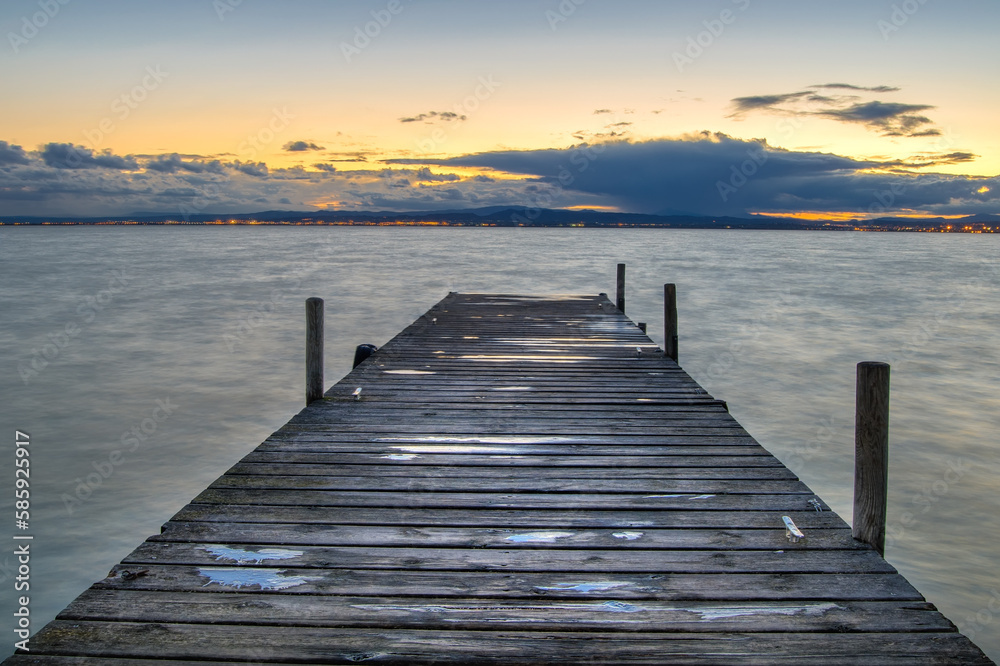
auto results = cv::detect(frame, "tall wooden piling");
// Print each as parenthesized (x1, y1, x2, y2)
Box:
(616, 263, 626, 313)
(664, 283, 678, 363)
(305, 297, 324, 405)
(853, 361, 890, 555)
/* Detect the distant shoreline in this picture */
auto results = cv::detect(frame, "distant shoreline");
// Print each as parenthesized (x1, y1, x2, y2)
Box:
(1, 221, 994, 233)
(2, 207, 997, 233)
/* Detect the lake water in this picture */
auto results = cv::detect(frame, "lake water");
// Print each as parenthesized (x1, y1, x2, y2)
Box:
(1, 226, 998, 660)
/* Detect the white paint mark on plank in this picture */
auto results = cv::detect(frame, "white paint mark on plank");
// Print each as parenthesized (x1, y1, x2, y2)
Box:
(600, 601, 645, 613)
(612, 532, 644, 540)
(202, 545, 303, 565)
(678, 603, 841, 620)
(535, 581, 633, 593)
(198, 567, 315, 591)
(506, 531, 574, 543)
(381, 454, 419, 460)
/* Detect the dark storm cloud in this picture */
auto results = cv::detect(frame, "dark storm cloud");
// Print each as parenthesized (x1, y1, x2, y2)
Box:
(414, 134, 998, 216)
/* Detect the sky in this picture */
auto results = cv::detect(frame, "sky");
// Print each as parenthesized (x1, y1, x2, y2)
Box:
(1, 0, 999, 219)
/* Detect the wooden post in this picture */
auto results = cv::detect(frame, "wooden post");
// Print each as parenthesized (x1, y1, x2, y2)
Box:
(853, 361, 890, 555)
(616, 263, 626, 313)
(305, 297, 324, 405)
(664, 283, 678, 363)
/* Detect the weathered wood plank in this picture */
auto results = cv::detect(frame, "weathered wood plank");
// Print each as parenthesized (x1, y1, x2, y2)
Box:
(94, 565, 924, 601)
(239, 452, 785, 467)
(152, 523, 865, 550)
(271, 424, 748, 436)
(18, 622, 994, 664)
(190, 489, 825, 511)
(170, 504, 850, 530)
(258, 439, 768, 452)
(122, 542, 897, 573)
(205, 475, 811, 494)
(226, 462, 797, 479)
(60, 590, 954, 633)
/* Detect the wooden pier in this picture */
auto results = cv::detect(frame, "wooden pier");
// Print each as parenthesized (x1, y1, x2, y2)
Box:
(8, 292, 992, 664)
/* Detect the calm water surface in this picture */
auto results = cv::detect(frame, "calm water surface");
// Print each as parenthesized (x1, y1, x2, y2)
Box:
(1, 226, 998, 659)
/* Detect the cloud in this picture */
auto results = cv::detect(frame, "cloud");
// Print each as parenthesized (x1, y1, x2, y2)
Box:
(399, 111, 467, 123)
(416, 134, 998, 217)
(816, 101, 938, 137)
(284, 140, 324, 152)
(813, 83, 901, 93)
(322, 152, 369, 162)
(593, 109, 613, 114)
(730, 92, 810, 114)
(730, 84, 939, 137)
(39, 143, 138, 170)
(414, 167, 460, 182)
(144, 153, 224, 174)
(230, 161, 269, 177)
(2, 135, 995, 218)
(0, 141, 29, 165)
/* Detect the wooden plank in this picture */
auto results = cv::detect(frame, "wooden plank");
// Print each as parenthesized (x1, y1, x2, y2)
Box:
(152, 523, 867, 550)
(122, 542, 898, 573)
(238, 452, 788, 468)
(95, 565, 923, 601)
(286, 410, 739, 424)
(226, 462, 797, 479)
(194, 488, 829, 512)
(18, 622, 994, 664)
(170, 505, 850, 530)
(205, 475, 811, 494)
(258, 439, 768, 452)
(190, 489, 825, 511)
(60, 590, 955, 633)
